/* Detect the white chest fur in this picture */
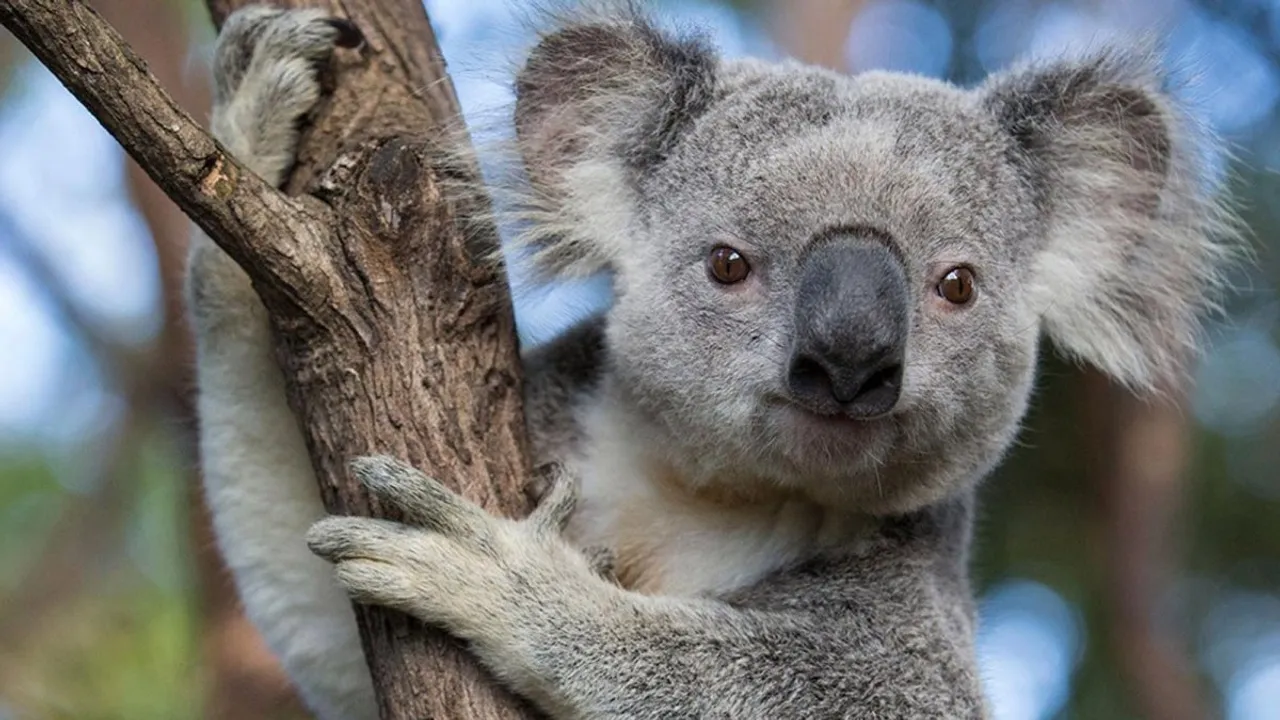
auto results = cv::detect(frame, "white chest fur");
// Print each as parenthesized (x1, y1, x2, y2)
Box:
(563, 402, 871, 597)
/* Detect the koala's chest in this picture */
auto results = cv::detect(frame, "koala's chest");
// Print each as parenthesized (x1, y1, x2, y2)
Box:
(561, 442, 866, 598)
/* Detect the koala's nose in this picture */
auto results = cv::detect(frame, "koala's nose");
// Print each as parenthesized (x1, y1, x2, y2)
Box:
(788, 348, 904, 415)
(787, 236, 909, 418)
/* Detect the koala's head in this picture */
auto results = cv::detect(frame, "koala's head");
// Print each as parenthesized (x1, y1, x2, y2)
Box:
(510, 13, 1239, 514)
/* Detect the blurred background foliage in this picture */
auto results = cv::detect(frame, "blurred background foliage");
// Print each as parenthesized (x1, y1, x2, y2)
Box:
(0, 0, 1276, 718)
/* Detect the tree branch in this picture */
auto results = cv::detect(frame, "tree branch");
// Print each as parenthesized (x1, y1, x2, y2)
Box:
(0, 0, 328, 311)
(0, 0, 539, 718)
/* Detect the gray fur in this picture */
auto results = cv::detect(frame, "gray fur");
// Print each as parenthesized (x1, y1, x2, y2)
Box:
(187, 10, 379, 718)
(309, 456, 983, 720)
(189, 6, 1242, 720)
(504, 16, 1239, 515)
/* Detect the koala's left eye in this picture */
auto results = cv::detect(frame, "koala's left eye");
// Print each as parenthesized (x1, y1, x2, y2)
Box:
(708, 246, 750, 284)
(937, 267, 976, 305)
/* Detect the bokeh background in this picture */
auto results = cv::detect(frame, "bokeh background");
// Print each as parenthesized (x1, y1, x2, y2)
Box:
(0, 0, 1277, 718)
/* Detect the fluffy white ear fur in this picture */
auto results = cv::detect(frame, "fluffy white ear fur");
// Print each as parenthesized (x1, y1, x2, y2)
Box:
(508, 12, 717, 278)
(511, 24, 1245, 387)
(982, 45, 1244, 390)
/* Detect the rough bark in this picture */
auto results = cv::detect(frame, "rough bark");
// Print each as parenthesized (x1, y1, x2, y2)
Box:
(0, 0, 538, 718)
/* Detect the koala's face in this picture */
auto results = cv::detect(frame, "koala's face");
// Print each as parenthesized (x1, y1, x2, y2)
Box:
(513, 18, 1236, 513)
(601, 66, 1041, 511)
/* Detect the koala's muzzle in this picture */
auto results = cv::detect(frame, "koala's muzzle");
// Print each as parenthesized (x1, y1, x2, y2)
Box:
(787, 238, 909, 419)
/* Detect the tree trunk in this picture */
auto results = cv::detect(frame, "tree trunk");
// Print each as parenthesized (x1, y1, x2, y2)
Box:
(0, 1, 539, 718)
(1080, 371, 1209, 720)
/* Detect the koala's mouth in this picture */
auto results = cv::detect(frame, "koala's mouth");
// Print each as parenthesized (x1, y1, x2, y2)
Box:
(789, 404, 877, 428)
(772, 397, 889, 434)
(763, 400, 896, 479)
(750, 396, 901, 481)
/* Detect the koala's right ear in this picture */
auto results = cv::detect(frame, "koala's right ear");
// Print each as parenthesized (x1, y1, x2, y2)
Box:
(512, 14, 717, 277)
(980, 46, 1243, 391)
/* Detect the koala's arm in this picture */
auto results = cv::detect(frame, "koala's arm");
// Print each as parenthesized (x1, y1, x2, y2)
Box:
(309, 458, 986, 720)
(185, 9, 376, 720)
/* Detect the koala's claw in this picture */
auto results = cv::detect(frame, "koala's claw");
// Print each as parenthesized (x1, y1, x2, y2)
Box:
(325, 18, 365, 49)
(528, 463, 579, 535)
(213, 6, 359, 103)
(347, 455, 579, 541)
(305, 517, 422, 612)
(306, 516, 404, 564)
(332, 558, 417, 610)
(309, 455, 605, 639)
(348, 455, 489, 538)
(583, 545, 618, 581)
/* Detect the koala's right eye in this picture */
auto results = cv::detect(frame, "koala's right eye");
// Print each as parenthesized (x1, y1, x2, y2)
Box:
(937, 267, 976, 305)
(708, 246, 751, 285)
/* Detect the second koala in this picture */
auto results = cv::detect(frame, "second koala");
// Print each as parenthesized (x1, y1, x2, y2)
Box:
(188, 5, 1241, 720)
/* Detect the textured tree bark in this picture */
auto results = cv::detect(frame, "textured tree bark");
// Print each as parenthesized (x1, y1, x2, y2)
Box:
(0, 0, 538, 718)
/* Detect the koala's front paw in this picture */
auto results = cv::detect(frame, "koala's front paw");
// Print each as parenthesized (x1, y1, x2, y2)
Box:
(211, 6, 364, 186)
(306, 456, 598, 643)
(214, 6, 362, 103)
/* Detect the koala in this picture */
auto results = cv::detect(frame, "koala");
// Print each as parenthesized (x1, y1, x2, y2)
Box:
(186, 5, 1240, 720)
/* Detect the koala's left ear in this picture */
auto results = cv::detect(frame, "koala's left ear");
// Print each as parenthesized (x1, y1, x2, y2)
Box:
(981, 47, 1243, 390)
